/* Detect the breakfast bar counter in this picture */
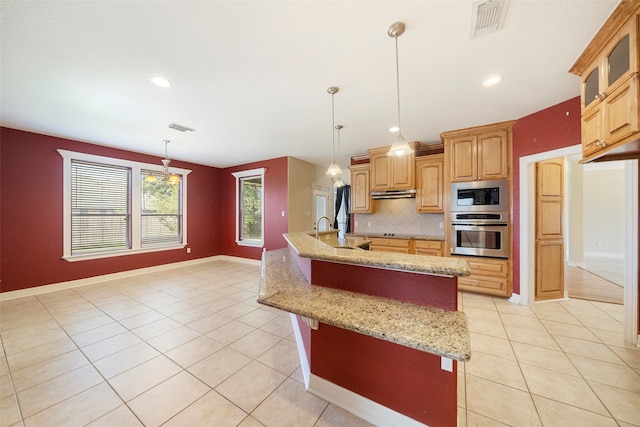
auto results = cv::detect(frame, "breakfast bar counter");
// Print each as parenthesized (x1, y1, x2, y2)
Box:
(259, 235, 471, 361)
(258, 232, 471, 427)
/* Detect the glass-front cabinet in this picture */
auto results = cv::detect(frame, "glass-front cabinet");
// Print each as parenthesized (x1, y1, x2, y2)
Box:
(576, 5, 639, 160)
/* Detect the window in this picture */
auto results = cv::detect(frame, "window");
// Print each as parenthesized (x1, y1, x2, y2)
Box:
(59, 150, 191, 261)
(141, 170, 182, 247)
(71, 160, 131, 254)
(232, 168, 266, 247)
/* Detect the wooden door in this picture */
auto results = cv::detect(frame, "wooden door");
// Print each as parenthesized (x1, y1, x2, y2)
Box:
(350, 165, 373, 213)
(416, 154, 444, 212)
(390, 153, 415, 189)
(535, 158, 564, 301)
(478, 131, 509, 180)
(450, 136, 477, 182)
(370, 152, 391, 191)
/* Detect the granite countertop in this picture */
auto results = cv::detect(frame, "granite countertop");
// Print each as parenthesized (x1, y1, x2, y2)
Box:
(258, 248, 471, 362)
(347, 233, 445, 241)
(284, 232, 470, 277)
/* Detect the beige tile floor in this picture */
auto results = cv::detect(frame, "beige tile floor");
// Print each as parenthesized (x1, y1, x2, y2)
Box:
(0, 259, 638, 426)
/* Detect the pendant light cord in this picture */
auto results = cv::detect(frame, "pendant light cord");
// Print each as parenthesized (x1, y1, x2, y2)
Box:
(331, 92, 336, 163)
(394, 35, 402, 138)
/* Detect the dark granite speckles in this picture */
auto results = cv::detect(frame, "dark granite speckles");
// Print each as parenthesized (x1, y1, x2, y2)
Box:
(284, 232, 470, 277)
(258, 248, 471, 362)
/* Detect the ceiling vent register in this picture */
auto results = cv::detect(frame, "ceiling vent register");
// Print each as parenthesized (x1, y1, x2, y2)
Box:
(168, 123, 195, 133)
(469, 0, 509, 39)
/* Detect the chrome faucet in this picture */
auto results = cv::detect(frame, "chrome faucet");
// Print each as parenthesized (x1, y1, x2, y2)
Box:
(315, 215, 332, 239)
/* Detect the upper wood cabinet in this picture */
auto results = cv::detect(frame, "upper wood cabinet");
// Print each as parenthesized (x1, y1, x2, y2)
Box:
(415, 154, 444, 212)
(368, 143, 416, 191)
(442, 122, 514, 182)
(570, 2, 640, 162)
(349, 164, 374, 213)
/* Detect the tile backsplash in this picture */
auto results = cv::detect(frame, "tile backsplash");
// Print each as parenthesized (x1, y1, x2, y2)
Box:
(353, 198, 445, 237)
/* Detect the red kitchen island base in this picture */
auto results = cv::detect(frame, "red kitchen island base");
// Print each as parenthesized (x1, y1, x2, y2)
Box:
(311, 322, 457, 427)
(259, 233, 471, 427)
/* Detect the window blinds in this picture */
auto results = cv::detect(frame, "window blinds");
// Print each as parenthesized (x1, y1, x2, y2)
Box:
(71, 160, 131, 254)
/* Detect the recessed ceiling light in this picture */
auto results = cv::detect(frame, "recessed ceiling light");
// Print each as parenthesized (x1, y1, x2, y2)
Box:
(150, 76, 172, 88)
(389, 126, 400, 133)
(483, 75, 503, 86)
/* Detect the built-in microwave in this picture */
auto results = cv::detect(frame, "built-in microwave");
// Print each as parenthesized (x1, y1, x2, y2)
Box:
(450, 180, 508, 213)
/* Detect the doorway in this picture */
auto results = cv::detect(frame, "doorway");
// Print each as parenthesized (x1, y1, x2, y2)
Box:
(519, 145, 638, 345)
(565, 158, 625, 304)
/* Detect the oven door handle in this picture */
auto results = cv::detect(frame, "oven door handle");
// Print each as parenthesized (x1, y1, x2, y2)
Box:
(451, 223, 509, 226)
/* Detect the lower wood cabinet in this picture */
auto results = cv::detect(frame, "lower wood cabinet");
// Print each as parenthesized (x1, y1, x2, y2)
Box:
(368, 238, 443, 256)
(369, 238, 411, 254)
(414, 240, 443, 257)
(456, 257, 512, 297)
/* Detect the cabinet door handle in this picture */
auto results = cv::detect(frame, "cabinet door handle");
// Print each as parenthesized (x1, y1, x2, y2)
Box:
(596, 141, 608, 148)
(595, 92, 607, 100)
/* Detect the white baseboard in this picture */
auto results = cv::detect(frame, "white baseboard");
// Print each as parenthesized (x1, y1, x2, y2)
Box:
(584, 252, 624, 259)
(308, 374, 428, 427)
(567, 261, 586, 268)
(508, 293, 521, 305)
(0, 255, 260, 301)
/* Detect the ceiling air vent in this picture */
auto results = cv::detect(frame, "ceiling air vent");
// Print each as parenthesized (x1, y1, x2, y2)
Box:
(469, 0, 508, 39)
(168, 123, 195, 133)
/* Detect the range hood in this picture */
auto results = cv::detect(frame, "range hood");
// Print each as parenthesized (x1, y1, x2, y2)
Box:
(370, 189, 417, 199)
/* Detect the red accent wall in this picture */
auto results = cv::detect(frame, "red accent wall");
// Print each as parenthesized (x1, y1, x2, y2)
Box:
(311, 323, 456, 427)
(511, 97, 582, 294)
(220, 157, 289, 260)
(1, 127, 223, 292)
(310, 260, 458, 310)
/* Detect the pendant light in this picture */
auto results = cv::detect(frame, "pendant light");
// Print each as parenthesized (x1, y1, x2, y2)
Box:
(325, 86, 342, 176)
(334, 125, 345, 187)
(162, 140, 180, 184)
(161, 139, 173, 177)
(387, 22, 413, 157)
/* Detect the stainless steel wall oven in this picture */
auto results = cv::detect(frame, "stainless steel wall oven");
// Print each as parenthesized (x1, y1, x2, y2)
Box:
(450, 216, 509, 259)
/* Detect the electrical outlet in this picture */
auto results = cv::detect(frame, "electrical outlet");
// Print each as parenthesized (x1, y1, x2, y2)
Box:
(355, 220, 359, 227)
(441, 357, 453, 372)
(186, 247, 191, 254)
(439, 222, 444, 229)
(367, 221, 372, 227)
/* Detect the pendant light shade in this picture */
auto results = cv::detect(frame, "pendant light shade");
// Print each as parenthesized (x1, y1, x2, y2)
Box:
(325, 86, 342, 176)
(387, 22, 414, 157)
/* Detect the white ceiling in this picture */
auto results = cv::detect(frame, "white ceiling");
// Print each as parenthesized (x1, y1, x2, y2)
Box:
(0, 0, 618, 169)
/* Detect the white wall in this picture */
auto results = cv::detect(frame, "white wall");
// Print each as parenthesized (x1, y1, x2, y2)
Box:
(583, 161, 625, 257)
(566, 156, 584, 265)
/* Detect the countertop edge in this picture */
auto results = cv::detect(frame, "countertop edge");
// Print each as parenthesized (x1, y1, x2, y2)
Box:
(284, 232, 470, 277)
(258, 248, 471, 362)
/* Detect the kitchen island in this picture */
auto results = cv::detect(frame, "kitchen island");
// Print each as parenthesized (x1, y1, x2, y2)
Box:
(258, 232, 471, 427)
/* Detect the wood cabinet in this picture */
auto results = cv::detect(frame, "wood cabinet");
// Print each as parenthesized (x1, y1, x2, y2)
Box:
(369, 238, 412, 254)
(415, 154, 444, 212)
(442, 123, 513, 182)
(414, 240, 443, 257)
(457, 257, 512, 297)
(350, 164, 374, 213)
(570, 2, 640, 162)
(535, 159, 564, 301)
(368, 144, 416, 191)
(368, 238, 443, 256)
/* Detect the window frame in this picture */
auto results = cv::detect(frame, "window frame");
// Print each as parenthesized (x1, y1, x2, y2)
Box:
(232, 168, 266, 247)
(58, 149, 191, 262)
